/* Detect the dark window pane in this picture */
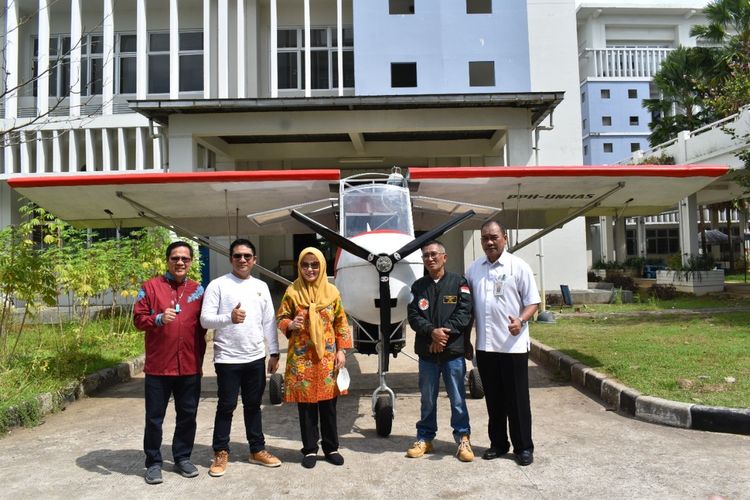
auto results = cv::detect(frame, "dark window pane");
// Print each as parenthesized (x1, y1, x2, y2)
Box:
(332, 27, 354, 46)
(89, 58, 103, 94)
(469, 61, 495, 86)
(150, 33, 170, 52)
(332, 50, 354, 88)
(49, 39, 58, 56)
(278, 29, 297, 48)
(120, 34, 137, 52)
(303, 51, 329, 89)
(179, 54, 203, 91)
(62, 37, 71, 54)
(467, 0, 492, 14)
(34, 38, 38, 57)
(49, 62, 58, 95)
(391, 62, 417, 88)
(311, 29, 327, 47)
(180, 32, 203, 51)
(60, 59, 70, 96)
(120, 56, 137, 93)
(81, 60, 88, 95)
(149, 54, 170, 93)
(278, 52, 298, 89)
(389, 0, 414, 14)
(90, 36, 103, 54)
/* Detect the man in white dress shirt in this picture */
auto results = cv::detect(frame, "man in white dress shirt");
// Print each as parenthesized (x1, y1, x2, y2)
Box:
(466, 221, 540, 466)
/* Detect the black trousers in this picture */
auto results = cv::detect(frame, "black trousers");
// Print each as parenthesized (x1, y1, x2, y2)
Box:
(476, 350, 533, 454)
(143, 374, 202, 467)
(297, 397, 338, 455)
(212, 358, 267, 454)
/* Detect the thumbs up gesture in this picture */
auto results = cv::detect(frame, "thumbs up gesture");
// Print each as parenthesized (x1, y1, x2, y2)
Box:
(163, 300, 178, 324)
(231, 302, 246, 324)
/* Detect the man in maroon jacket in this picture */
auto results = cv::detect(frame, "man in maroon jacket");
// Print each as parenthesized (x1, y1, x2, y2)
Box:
(134, 241, 207, 485)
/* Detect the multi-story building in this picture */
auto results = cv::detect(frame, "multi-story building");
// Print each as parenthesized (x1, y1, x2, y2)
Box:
(1, 0, 586, 289)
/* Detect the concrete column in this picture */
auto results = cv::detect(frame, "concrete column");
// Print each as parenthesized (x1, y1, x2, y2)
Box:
(218, 0, 229, 98)
(135, 127, 146, 170)
(37, 0, 50, 116)
(102, 0, 114, 115)
(102, 129, 113, 171)
(236, 0, 246, 98)
(3, 136, 17, 176)
(136, 0, 147, 99)
(506, 127, 533, 166)
(4, 0, 19, 123)
(19, 131, 32, 174)
(170, 0, 180, 98)
(303, 0, 311, 97)
(614, 215, 627, 261)
(678, 194, 699, 266)
(0, 181, 20, 228)
(36, 131, 48, 173)
(270, 0, 277, 97)
(336, 0, 343, 96)
(85, 128, 95, 171)
(636, 216, 647, 258)
(70, 0, 82, 116)
(153, 131, 163, 170)
(203, 0, 212, 98)
(599, 216, 614, 263)
(117, 128, 129, 171)
(168, 134, 195, 172)
(68, 129, 79, 172)
(52, 130, 62, 173)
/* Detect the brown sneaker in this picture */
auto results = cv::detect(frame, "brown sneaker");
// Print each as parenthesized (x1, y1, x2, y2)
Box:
(209, 450, 229, 477)
(456, 435, 474, 462)
(406, 440, 433, 458)
(250, 449, 281, 468)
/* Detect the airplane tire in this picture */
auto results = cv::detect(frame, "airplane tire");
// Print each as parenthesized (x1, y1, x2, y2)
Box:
(269, 373, 284, 405)
(468, 368, 484, 399)
(375, 394, 393, 437)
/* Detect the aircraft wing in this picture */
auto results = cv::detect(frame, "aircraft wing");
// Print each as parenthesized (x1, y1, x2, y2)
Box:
(7, 170, 340, 235)
(409, 165, 729, 230)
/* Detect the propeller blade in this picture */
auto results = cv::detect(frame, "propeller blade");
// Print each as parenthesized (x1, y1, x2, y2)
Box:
(378, 275, 392, 373)
(290, 210, 373, 262)
(392, 210, 475, 261)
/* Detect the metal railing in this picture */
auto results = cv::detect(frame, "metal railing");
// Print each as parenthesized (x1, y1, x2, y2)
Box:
(581, 47, 674, 79)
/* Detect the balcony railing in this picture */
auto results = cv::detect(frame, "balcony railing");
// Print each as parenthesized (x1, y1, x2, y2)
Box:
(581, 47, 674, 79)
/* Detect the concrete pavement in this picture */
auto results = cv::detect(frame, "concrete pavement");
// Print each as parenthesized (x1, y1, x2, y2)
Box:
(1, 332, 748, 500)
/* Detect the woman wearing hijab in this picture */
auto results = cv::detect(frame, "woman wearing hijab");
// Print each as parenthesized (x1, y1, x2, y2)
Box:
(276, 247, 352, 469)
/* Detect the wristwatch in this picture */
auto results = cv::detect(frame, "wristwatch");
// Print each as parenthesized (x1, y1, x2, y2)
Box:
(518, 317, 527, 327)
(269, 353, 280, 358)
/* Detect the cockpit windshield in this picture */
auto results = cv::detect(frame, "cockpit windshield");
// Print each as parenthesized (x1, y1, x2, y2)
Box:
(341, 183, 414, 238)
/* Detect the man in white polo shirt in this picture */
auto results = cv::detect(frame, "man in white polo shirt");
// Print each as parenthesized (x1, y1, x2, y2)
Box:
(466, 221, 540, 466)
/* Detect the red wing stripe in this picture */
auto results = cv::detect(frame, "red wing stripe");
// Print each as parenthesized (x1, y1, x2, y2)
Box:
(408, 165, 728, 179)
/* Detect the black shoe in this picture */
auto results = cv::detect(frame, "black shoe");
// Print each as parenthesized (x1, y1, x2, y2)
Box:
(175, 460, 199, 478)
(144, 464, 163, 484)
(324, 451, 344, 466)
(302, 453, 317, 469)
(515, 449, 534, 466)
(482, 447, 509, 460)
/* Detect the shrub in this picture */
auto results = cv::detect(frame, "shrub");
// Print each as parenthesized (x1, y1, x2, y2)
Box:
(649, 284, 677, 300)
(588, 271, 602, 282)
(608, 274, 639, 293)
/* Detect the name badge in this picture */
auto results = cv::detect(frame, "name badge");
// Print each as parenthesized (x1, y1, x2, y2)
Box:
(494, 277, 505, 297)
(443, 295, 457, 304)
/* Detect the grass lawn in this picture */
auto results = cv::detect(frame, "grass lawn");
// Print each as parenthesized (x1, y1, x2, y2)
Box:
(565, 293, 748, 314)
(724, 272, 750, 283)
(533, 311, 750, 408)
(0, 319, 143, 428)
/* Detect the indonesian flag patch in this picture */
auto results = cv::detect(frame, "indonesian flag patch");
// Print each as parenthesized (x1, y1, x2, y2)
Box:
(460, 285, 471, 294)
(418, 298, 429, 310)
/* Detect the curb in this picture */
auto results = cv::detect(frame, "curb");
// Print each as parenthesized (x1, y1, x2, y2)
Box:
(1, 354, 146, 433)
(530, 339, 750, 435)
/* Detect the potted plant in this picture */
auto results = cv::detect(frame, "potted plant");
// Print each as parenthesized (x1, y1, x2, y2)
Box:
(656, 254, 725, 295)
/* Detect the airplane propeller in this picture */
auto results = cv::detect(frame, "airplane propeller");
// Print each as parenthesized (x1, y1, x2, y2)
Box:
(290, 209, 475, 371)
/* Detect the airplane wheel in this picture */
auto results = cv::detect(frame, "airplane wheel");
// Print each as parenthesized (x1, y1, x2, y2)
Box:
(269, 373, 284, 405)
(375, 394, 393, 437)
(468, 368, 484, 399)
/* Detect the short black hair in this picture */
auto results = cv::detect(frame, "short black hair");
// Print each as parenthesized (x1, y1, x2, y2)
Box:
(420, 239, 445, 253)
(229, 238, 256, 256)
(165, 241, 193, 260)
(480, 220, 506, 236)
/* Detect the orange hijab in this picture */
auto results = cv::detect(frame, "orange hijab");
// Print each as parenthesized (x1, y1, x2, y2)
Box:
(285, 247, 340, 359)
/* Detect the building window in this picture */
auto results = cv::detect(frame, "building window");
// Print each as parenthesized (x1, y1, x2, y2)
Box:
(630, 142, 640, 152)
(33, 36, 71, 97)
(630, 116, 639, 126)
(646, 228, 679, 254)
(628, 88, 638, 99)
(391, 62, 417, 88)
(603, 143, 613, 153)
(118, 34, 137, 94)
(389, 0, 414, 14)
(467, 0, 492, 14)
(469, 61, 495, 87)
(602, 116, 612, 126)
(147, 31, 204, 94)
(600, 88, 610, 99)
(277, 27, 354, 90)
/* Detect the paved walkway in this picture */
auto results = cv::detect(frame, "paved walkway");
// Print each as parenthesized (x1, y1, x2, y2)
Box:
(1, 331, 748, 500)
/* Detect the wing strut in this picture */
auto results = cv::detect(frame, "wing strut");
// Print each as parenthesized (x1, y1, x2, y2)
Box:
(509, 182, 626, 253)
(116, 192, 291, 286)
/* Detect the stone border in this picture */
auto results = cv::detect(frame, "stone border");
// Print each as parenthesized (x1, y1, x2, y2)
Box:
(530, 339, 750, 435)
(1, 354, 145, 433)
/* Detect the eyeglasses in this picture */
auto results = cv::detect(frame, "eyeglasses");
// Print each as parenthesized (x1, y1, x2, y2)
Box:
(169, 256, 192, 263)
(301, 262, 320, 270)
(421, 251, 445, 260)
(232, 253, 255, 261)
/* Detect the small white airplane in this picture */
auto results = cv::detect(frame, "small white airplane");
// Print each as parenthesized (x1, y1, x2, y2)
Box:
(9, 163, 729, 436)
